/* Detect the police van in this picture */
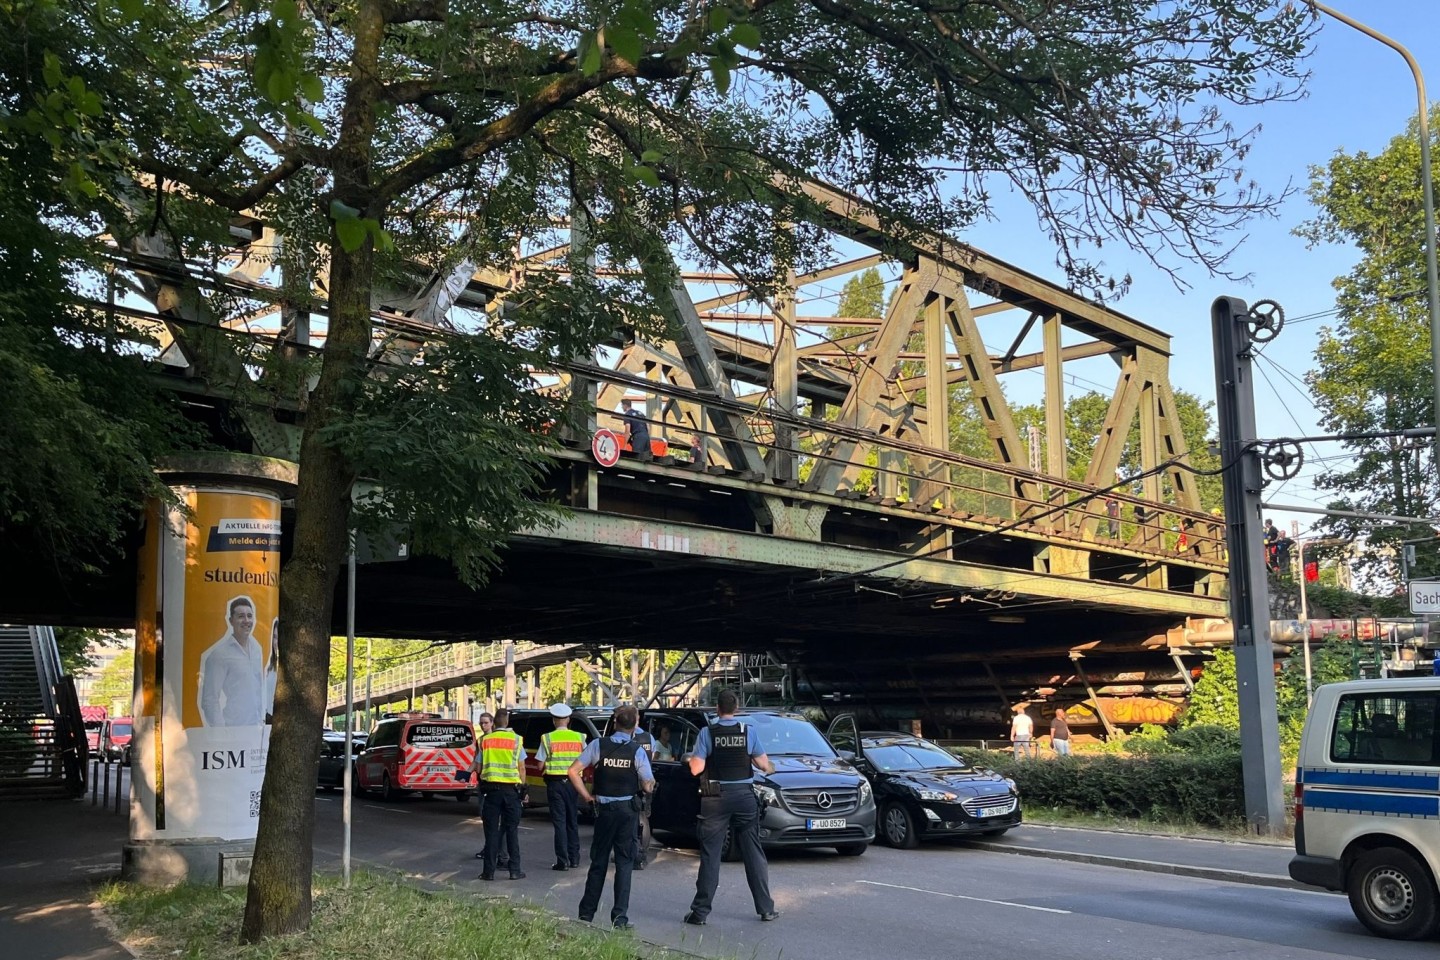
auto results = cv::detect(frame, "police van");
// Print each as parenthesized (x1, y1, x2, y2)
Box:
(1289, 677, 1440, 939)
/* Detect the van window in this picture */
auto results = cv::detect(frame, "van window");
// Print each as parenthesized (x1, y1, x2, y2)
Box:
(406, 723, 473, 748)
(645, 715, 699, 759)
(110, 721, 132, 737)
(509, 715, 547, 750)
(368, 721, 401, 749)
(1331, 692, 1440, 765)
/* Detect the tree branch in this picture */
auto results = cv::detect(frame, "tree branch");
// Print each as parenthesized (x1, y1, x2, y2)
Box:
(375, 55, 684, 201)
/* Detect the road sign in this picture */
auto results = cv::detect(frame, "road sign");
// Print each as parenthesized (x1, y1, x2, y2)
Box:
(1409, 580, 1440, 614)
(591, 428, 621, 467)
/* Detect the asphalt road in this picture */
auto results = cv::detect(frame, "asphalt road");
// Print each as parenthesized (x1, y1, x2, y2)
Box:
(311, 790, 1437, 960)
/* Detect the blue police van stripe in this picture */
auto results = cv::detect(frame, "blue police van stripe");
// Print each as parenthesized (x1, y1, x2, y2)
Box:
(1305, 787, 1440, 818)
(1301, 768, 1440, 792)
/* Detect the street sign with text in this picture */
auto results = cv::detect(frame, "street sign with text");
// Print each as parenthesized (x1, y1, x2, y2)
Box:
(1409, 580, 1440, 614)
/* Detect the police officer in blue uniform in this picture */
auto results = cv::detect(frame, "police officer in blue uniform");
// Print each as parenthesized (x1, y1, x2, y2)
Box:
(569, 704, 654, 930)
(683, 689, 779, 925)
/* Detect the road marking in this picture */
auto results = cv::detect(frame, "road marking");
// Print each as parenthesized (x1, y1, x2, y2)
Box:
(857, 880, 1071, 914)
(362, 804, 413, 814)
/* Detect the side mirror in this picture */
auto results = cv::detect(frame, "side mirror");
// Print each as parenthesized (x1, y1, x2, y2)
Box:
(836, 749, 856, 762)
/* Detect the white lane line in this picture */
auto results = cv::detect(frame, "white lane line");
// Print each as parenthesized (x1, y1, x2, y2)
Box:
(362, 803, 413, 814)
(857, 879, 1071, 914)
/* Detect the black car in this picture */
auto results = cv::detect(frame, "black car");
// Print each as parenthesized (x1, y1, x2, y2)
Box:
(317, 732, 367, 791)
(640, 708, 876, 858)
(827, 717, 1021, 849)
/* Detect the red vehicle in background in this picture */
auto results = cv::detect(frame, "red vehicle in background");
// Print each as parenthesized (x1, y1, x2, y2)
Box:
(354, 713, 477, 802)
(81, 707, 107, 757)
(101, 717, 133, 764)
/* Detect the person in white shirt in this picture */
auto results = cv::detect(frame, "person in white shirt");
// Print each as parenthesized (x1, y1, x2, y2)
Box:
(1010, 704, 1035, 760)
(262, 618, 279, 724)
(198, 596, 265, 727)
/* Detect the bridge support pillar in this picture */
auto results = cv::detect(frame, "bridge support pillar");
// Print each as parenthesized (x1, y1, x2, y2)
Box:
(124, 453, 295, 886)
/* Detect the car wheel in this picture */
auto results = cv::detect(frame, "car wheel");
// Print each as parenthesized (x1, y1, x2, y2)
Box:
(350, 766, 365, 796)
(381, 773, 399, 802)
(835, 842, 868, 857)
(1348, 847, 1439, 940)
(721, 827, 742, 862)
(881, 802, 919, 849)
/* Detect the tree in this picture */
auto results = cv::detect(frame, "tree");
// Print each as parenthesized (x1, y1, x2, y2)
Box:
(0, 2, 198, 576)
(1181, 649, 1239, 730)
(87, 649, 135, 711)
(1297, 107, 1440, 585)
(28, 0, 1313, 939)
(54, 628, 127, 676)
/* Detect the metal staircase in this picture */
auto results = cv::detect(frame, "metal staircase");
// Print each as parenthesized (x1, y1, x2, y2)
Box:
(0, 625, 87, 799)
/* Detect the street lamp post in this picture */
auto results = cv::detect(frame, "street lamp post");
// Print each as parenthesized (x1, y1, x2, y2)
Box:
(1307, 3, 1440, 467)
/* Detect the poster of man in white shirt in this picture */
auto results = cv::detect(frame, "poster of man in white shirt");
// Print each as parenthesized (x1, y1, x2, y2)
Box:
(197, 595, 266, 727)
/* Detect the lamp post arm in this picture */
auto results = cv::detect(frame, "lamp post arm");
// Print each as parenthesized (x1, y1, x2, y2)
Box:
(1307, 2, 1440, 470)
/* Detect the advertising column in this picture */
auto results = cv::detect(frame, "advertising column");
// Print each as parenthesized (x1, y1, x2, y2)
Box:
(125, 456, 293, 885)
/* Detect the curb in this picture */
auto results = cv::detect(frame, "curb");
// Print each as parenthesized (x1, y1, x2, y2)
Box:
(961, 840, 1320, 892)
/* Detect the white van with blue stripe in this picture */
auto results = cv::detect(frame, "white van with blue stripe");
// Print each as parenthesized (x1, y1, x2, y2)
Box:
(1289, 678, 1440, 939)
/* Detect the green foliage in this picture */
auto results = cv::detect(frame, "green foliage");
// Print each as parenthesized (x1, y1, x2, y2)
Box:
(53, 628, 125, 676)
(1297, 107, 1440, 584)
(960, 749, 1245, 828)
(1180, 650, 1240, 729)
(101, 870, 654, 960)
(87, 649, 134, 709)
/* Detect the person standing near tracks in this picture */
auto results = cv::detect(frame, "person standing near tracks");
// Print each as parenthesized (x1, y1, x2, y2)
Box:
(537, 702, 586, 871)
(570, 704, 654, 931)
(683, 689, 778, 926)
(477, 708, 526, 881)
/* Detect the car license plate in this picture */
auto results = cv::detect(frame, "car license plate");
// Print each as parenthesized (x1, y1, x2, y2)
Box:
(806, 817, 846, 830)
(424, 764, 453, 775)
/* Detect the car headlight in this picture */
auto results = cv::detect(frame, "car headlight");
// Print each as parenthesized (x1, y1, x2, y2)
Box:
(1004, 778, 1018, 795)
(917, 788, 957, 802)
(858, 778, 872, 804)
(754, 783, 780, 807)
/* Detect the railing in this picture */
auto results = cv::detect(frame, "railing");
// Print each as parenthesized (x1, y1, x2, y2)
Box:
(326, 640, 577, 709)
(563, 364, 1225, 571)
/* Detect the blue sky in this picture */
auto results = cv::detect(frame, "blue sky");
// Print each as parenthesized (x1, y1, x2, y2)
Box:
(946, 2, 1440, 543)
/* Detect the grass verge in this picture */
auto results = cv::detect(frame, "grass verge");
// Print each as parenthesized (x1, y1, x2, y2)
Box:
(1018, 801, 1295, 844)
(99, 871, 665, 960)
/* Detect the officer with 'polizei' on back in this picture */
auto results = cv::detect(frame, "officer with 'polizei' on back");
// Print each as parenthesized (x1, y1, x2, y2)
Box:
(683, 689, 778, 926)
(569, 704, 654, 931)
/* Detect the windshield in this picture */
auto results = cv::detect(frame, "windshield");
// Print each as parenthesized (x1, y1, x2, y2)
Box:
(84, 720, 104, 731)
(735, 714, 836, 758)
(111, 723, 132, 737)
(865, 740, 969, 773)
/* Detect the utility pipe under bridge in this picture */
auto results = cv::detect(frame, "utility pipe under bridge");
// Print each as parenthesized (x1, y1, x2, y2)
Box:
(325, 640, 582, 717)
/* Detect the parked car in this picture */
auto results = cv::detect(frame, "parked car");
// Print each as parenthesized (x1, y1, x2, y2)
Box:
(641, 708, 875, 858)
(508, 707, 611, 809)
(101, 717, 133, 764)
(316, 731, 367, 791)
(826, 719, 1021, 849)
(354, 714, 475, 801)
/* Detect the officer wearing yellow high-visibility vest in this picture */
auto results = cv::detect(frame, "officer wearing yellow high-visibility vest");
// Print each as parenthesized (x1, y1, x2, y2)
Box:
(536, 702, 587, 870)
(475, 708, 526, 880)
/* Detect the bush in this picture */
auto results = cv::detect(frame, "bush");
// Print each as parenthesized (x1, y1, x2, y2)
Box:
(0, 721, 38, 777)
(956, 748, 1245, 828)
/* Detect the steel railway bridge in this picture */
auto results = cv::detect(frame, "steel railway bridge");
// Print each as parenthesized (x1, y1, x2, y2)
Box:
(2, 180, 1232, 736)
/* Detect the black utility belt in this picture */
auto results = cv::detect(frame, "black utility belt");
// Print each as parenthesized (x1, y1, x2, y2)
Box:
(544, 774, 569, 781)
(480, 781, 521, 788)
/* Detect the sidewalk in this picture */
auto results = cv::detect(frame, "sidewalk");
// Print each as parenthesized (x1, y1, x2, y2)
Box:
(966, 822, 1307, 890)
(0, 769, 133, 960)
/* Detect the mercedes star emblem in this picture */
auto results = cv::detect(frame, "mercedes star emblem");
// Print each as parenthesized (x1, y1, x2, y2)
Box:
(816, 792, 833, 809)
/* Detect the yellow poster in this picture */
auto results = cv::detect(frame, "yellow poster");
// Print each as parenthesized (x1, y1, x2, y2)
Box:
(180, 491, 281, 730)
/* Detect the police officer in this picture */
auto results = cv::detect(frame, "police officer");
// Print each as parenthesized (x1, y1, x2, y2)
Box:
(476, 708, 525, 881)
(683, 689, 778, 925)
(569, 704, 653, 931)
(536, 702, 586, 870)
